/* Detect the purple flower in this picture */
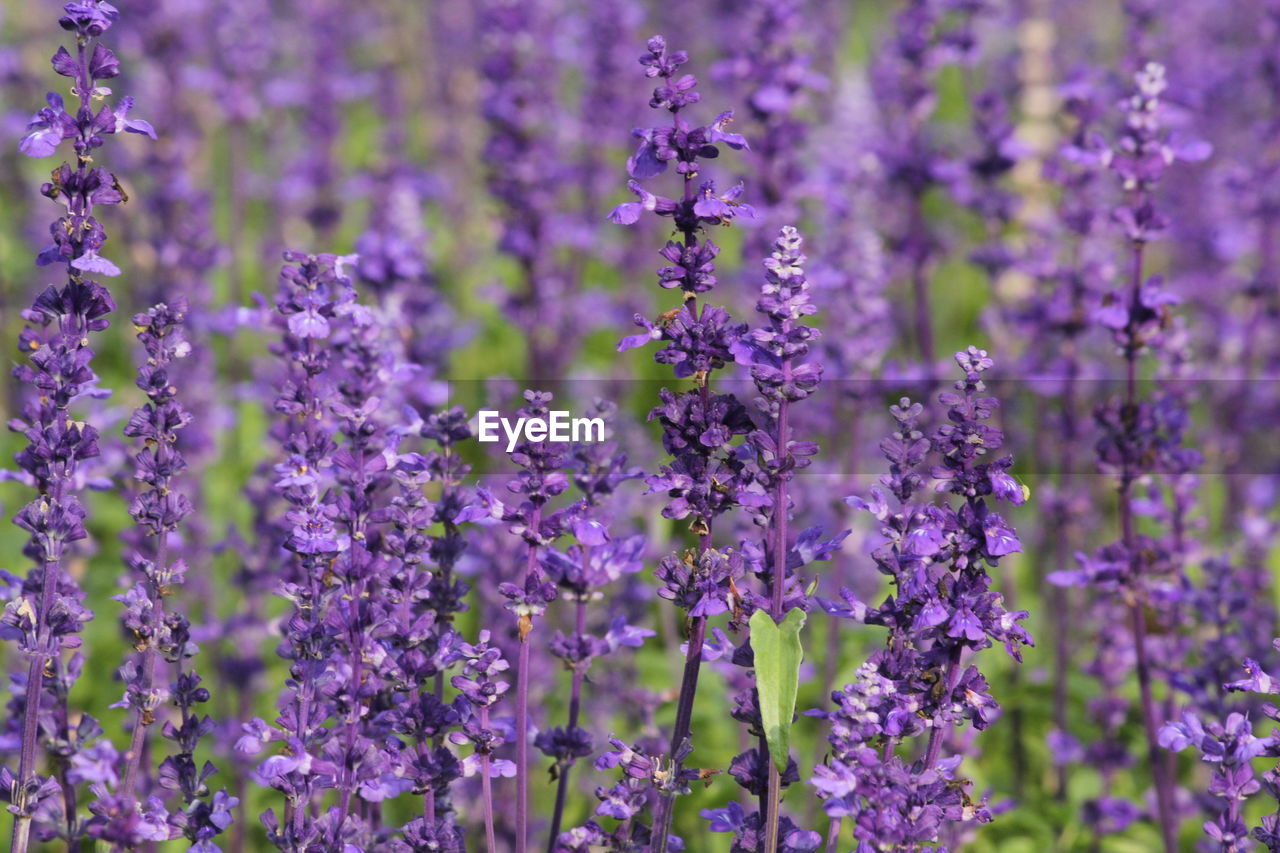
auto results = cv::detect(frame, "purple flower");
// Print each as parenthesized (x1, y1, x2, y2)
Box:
(607, 35, 763, 852)
(59, 1, 119, 37)
(89, 300, 232, 847)
(255, 253, 362, 848)
(478, 0, 599, 378)
(1162, 712, 1269, 848)
(2, 5, 145, 847)
(1055, 56, 1214, 851)
(712, 0, 821, 259)
(816, 351, 1029, 849)
(714, 227, 833, 848)
(538, 398, 645, 845)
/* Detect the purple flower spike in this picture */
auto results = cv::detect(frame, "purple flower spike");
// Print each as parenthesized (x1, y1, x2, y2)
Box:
(2, 4, 148, 849)
(1052, 58, 1213, 853)
(595, 35, 757, 853)
(815, 351, 1030, 850)
(540, 400, 644, 846)
(714, 227, 836, 850)
(89, 301, 235, 848)
(256, 253, 356, 850)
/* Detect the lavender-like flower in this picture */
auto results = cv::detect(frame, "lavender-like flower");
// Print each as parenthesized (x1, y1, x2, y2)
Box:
(3, 4, 152, 850)
(96, 301, 234, 849)
(714, 0, 822, 251)
(1160, 711, 1268, 850)
(355, 172, 459, 415)
(1, 277, 111, 853)
(576, 0, 644, 226)
(465, 390, 570, 853)
(355, 68, 461, 416)
(611, 34, 755, 853)
(2, 4, 1273, 850)
(875, 0, 972, 361)
(19, 8, 155, 274)
(114, 303, 195, 797)
(1212, 2, 1280, 528)
(798, 93, 895, 731)
(1013, 66, 1110, 799)
(539, 400, 647, 850)
(120, 0, 224, 694)
(449, 630, 512, 853)
(1053, 61, 1211, 853)
(817, 349, 1031, 849)
(246, 252, 355, 851)
(1221, 647, 1280, 850)
(324, 276, 402, 844)
(868, 0, 988, 367)
(728, 226, 825, 852)
(206, 0, 273, 304)
(560, 737, 692, 852)
(378, 407, 475, 849)
(479, 0, 585, 379)
(294, 0, 349, 243)
(954, 68, 1025, 282)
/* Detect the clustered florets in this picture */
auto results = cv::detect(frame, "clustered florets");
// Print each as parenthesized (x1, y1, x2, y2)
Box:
(2, 3, 153, 845)
(814, 350, 1031, 849)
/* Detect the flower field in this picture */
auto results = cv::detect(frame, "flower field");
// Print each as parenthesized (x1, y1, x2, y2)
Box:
(0, 1, 1277, 851)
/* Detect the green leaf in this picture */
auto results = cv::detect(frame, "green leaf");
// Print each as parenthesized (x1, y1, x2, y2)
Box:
(750, 608, 806, 772)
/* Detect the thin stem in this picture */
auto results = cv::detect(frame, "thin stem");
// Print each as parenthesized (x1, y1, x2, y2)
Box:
(336, 435, 374, 839)
(335, 578, 368, 836)
(285, 334, 325, 839)
(432, 445, 462, 783)
(121, 535, 171, 798)
(515, 504, 543, 853)
(1119, 239, 1178, 853)
(10, 540, 63, 853)
(230, 668, 253, 853)
(11, 407, 78, 853)
(996, 402, 1026, 792)
(824, 817, 842, 851)
(546, 596, 589, 852)
(1223, 215, 1275, 526)
(54, 654, 80, 853)
(770, 397, 791, 618)
(650, 82, 723, 845)
(1129, 598, 1178, 853)
(812, 407, 861, 816)
(480, 707, 499, 853)
(11, 38, 99, 853)
(286, 626, 318, 834)
(667, 611, 709, 765)
(651, 298, 715, 853)
(651, 609, 709, 853)
(922, 647, 963, 770)
(908, 192, 935, 371)
(227, 121, 248, 311)
(762, 388, 792, 853)
(763, 768, 782, 853)
(1051, 326, 1081, 800)
(9, 805, 31, 853)
(665, 358, 714, 746)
